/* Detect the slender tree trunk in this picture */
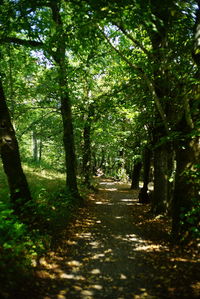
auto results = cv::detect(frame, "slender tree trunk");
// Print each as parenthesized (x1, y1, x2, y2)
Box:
(0, 79, 31, 213)
(142, 147, 151, 191)
(82, 106, 94, 187)
(131, 160, 142, 189)
(32, 130, 38, 162)
(82, 120, 91, 187)
(139, 147, 151, 203)
(50, 2, 82, 202)
(92, 152, 97, 175)
(61, 92, 80, 197)
(39, 138, 43, 162)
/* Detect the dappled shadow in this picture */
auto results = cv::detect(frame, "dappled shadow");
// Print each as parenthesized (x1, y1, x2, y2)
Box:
(34, 180, 200, 299)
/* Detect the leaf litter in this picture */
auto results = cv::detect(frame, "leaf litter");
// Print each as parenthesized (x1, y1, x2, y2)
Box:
(21, 180, 200, 298)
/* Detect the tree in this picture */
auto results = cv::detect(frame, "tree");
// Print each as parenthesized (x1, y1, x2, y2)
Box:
(0, 76, 31, 213)
(0, 1, 33, 214)
(171, 1, 200, 240)
(48, 0, 82, 200)
(83, 0, 199, 240)
(0, 0, 83, 200)
(0, 0, 199, 242)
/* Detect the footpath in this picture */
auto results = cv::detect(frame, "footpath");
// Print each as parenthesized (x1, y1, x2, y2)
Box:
(33, 180, 199, 299)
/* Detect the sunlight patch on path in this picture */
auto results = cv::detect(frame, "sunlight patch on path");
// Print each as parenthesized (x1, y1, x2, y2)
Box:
(36, 180, 200, 299)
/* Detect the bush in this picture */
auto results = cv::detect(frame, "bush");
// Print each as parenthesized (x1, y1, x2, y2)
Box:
(0, 201, 46, 268)
(180, 198, 200, 240)
(0, 164, 82, 297)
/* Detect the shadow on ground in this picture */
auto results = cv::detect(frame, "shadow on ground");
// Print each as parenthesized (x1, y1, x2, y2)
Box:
(12, 180, 200, 299)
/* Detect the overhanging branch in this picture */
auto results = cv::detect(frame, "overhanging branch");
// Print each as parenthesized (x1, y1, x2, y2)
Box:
(98, 25, 169, 133)
(0, 37, 44, 48)
(114, 22, 152, 58)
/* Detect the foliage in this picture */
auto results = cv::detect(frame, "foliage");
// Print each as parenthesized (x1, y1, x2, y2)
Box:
(0, 163, 84, 297)
(180, 164, 200, 241)
(180, 198, 200, 240)
(0, 1, 199, 296)
(0, 204, 30, 261)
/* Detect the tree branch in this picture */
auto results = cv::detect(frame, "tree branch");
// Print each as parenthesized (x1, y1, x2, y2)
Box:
(18, 111, 58, 139)
(98, 25, 142, 71)
(113, 22, 152, 58)
(98, 25, 169, 133)
(0, 37, 44, 48)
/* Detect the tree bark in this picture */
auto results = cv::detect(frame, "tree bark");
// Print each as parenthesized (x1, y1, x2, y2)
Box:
(82, 123, 91, 186)
(32, 130, 38, 162)
(131, 160, 142, 189)
(50, 2, 82, 202)
(142, 147, 151, 191)
(139, 147, 151, 203)
(152, 143, 174, 214)
(172, 135, 200, 240)
(147, 1, 173, 213)
(0, 78, 31, 213)
(60, 94, 80, 196)
(82, 105, 94, 188)
(172, 1, 200, 240)
(39, 138, 43, 162)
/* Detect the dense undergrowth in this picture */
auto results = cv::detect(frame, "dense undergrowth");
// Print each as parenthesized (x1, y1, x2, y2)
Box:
(0, 163, 88, 298)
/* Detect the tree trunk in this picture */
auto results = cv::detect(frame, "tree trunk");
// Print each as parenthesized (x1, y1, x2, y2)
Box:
(172, 1, 200, 241)
(142, 147, 151, 191)
(50, 2, 82, 202)
(99, 150, 105, 170)
(131, 160, 142, 189)
(139, 147, 151, 203)
(172, 136, 200, 240)
(61, 93, 80, 198)
(39, 138, 43, 162)
(152, 143, 174, 214)
(0, 79, 31, 213)
(82, 103, 94, 187)
(82, 125, 91, 186)
(32, 130, 38, 162)
(92, 152, 97, 175)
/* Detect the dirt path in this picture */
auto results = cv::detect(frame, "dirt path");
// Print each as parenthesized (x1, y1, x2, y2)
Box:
(35, 180, 200, 299)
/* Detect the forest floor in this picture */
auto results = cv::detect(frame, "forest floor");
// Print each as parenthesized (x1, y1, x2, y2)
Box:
(17, 180, 200, 298)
